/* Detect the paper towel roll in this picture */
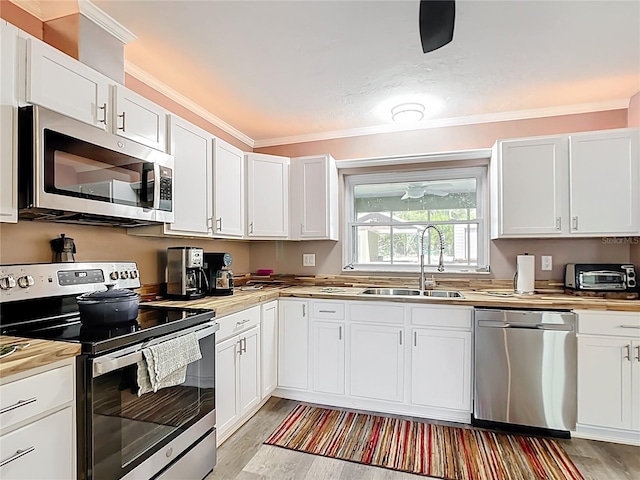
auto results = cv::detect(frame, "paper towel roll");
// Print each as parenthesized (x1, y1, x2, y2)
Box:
(515, 254, 535, 294)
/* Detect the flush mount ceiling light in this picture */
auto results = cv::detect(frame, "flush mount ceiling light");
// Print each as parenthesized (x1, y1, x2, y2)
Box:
(391, 103, 425, 124)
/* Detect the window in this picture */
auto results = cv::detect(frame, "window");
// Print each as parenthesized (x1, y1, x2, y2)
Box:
(343, 167, 489, 273)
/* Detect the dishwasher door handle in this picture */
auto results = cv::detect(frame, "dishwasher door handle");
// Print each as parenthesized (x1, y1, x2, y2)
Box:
(478, 320, 573, 331)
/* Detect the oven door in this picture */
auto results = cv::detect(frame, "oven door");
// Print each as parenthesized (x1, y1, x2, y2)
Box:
(84, 322, 217, 480)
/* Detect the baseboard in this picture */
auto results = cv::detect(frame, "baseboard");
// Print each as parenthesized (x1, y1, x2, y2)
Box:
(573, 424, 640, 446)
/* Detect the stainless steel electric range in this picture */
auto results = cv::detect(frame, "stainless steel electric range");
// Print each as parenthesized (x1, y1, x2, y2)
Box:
(0, 262, 219, 480)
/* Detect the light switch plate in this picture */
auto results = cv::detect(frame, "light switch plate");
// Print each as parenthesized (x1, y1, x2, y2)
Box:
(303, 253, 316, 267)
(541, 255, 552, 271)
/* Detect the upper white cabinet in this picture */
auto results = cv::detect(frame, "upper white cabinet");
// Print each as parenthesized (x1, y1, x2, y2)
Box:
(246, 153, 289, 238)
(164, 116, 212, 236)
(290, 155, 339, 241)
(569, 129, 639, 235)
(491, 128, 640, 238)
(24, 36, 168, 152)
(213, 139, 244, 238)
(1, 21, 18, 223)
(111, 84, 167, 151)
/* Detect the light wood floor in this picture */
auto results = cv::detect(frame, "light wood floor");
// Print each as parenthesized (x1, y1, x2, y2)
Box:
(206, 397, 640, 480)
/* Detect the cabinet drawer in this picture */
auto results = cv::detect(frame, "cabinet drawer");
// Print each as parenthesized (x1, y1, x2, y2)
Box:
(349, 302, 404, 324)
(311, 302, 345, 320)
(411, 306, 472, 329)
(0, 365, 73, 431)
(0, 406, 74, 479)
(216, 306, 260, 343)
(578, 311, 640, 338)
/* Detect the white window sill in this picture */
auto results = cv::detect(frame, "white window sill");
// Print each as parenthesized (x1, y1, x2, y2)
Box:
(342, 266, 491, 275)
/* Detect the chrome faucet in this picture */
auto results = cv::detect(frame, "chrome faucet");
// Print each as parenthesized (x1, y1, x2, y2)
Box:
(419, 224, 445, 291)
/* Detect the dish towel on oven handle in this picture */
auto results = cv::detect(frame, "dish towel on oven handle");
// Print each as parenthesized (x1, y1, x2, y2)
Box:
(136, 331, 202, 396)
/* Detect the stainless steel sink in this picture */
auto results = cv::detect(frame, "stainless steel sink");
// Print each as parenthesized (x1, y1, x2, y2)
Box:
(359, 288, 464, 298)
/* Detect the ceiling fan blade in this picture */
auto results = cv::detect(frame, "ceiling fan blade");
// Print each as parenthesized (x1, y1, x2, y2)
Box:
(419, 0, 456, 53)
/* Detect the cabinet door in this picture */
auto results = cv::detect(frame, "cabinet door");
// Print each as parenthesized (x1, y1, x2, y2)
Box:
(213, 139, 244, 237)
(26, 38, 110, 129)
(411, 329, 471, 411)
(239, 326, 261, 416)
(312, 321, 345, 395)
(166, 117, 212, 236)
(246, 153, 289, 237)
(215, 335, 239, 436)
(291, 155, 338, 240)
(278, 300, 309, 390)
(633, 340, 640, 431)
(112, 84, 167, 151)
(495, 137, 567, 236)
(350, 323, 404, 402)
(261, 301, 278, 398)
(570, 129, 639, 235)
(0, 21, 17, 223)
(577, 336, 633, 430)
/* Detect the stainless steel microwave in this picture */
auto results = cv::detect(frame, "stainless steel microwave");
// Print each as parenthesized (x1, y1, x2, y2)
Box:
(18, 106, 174, 226)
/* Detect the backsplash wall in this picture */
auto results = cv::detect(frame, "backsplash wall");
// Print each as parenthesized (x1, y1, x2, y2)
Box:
(0, 222, 250, 284)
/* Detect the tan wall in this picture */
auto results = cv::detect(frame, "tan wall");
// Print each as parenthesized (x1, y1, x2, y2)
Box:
(631, 243, 640, 268)
(629, 92, 640, 127)
(0, 222, 250, 284)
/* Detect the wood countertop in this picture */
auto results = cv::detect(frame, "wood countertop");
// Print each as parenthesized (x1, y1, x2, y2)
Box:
(0, 336, 81, 381)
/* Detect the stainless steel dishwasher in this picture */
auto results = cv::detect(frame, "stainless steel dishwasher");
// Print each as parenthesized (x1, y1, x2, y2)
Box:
(473, 308, 577, 437)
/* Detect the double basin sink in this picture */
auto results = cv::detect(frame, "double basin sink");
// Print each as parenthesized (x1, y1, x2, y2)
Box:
(359, 288, 464, 298)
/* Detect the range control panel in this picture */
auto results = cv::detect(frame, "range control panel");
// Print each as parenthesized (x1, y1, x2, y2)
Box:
(0, 262, 141, 303)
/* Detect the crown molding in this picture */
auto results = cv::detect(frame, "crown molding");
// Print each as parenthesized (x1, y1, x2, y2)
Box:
(124, 61, 255, 148)
(78, 0, 136, 44)
(253, 99, 630, 148)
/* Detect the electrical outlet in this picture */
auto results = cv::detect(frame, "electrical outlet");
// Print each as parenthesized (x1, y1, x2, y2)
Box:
(303, 253, 316, 267)
(541, 255, 553, 271)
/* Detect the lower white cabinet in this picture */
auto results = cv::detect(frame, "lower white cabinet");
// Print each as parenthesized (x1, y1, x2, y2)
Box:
(411, 329, 472, 411)
(261, 301, 278, 398)
(349, 323, 405, 403)
(312, 320, 345, 395)
(216, 335, 240, 436)
(576, 310, 640, 445)
(278, 299, 309, 390)
(238, 326, 261, 416)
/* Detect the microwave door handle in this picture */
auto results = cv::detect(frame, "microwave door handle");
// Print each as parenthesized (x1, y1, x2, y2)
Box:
(140, 163, 155, 209)
(153, 162, 161, 210)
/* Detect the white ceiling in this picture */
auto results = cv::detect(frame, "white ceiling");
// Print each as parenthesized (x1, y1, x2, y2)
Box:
(50, 1, 640, 145)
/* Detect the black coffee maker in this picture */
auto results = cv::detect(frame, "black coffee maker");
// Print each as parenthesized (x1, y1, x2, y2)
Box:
(204, 252, 234, 296)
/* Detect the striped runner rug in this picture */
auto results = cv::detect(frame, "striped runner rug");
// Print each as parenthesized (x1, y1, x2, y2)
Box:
(265, 404, 584, 480)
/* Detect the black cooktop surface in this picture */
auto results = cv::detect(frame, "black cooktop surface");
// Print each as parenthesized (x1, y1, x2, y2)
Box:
(1, 303, 215, 355)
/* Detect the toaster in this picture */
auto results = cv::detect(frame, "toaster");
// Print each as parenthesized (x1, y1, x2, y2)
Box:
(564, 263, 637, 292)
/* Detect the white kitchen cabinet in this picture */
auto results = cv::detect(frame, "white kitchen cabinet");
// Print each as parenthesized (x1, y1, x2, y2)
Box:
(111, 84, 167, 151)
(246, 153, 289, 238)
(312, 320, 345, 395)
(164, 116, 212, 236)
(213, 138, 244, 238)
(569, 129, 639, 235)
(238, 326, 261, 416)
(0, 20, 18, 223)
(411, 329, 472, 411)
(290, 155, 339, 241)
(491, 136, 567, 237)
(349, 323, 404, 402)
(260, 301, 278, 398)
(491, 128, 640, 238)
(278, 299, 309, 390)
(214, 335, 239, 437)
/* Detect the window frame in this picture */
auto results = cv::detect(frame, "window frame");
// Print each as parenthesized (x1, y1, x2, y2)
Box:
(342, 166, 490, 274)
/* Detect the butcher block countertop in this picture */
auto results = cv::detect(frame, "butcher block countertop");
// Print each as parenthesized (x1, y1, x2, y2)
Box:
(0, 336, 81, 381)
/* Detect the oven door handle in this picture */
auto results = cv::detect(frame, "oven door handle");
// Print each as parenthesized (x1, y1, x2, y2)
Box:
(92, 322, 218, 377)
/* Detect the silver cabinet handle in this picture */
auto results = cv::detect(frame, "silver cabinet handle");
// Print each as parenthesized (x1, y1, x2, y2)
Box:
(118, 111, 126, 131)
(98, 103, 107, 124)
(207, 217, 213, 232)
(620, 325, 640, 329)
(572, 216, 578, 231)
(556, 217, 561, 230)
(624, 345, 631, 361)
(302, 304, 306, 317)
(236, 319, 251, 326)
(338, 326, 342, 340)
(636, 345, 640, 362)
(0, 446, 35, 467)
(248, 222, 254, 234)
(414, 331, 417, 347)
(399, 330, 403, 345)
(0, 397, 37, 415)
(318, 310, 336, 314)
(216, 218, 222, 232)
(240, 337, 247, 354)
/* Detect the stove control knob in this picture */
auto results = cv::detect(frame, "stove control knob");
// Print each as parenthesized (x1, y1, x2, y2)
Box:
(110, 272, 119, 281)
(120, 271, 129, 279)
(0, 275, 16, 290)
(17, 275, 35, 288)
(130, 270, 138, 279)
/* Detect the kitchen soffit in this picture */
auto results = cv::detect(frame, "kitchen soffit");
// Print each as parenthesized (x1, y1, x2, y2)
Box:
(14, 1, 640, 147)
